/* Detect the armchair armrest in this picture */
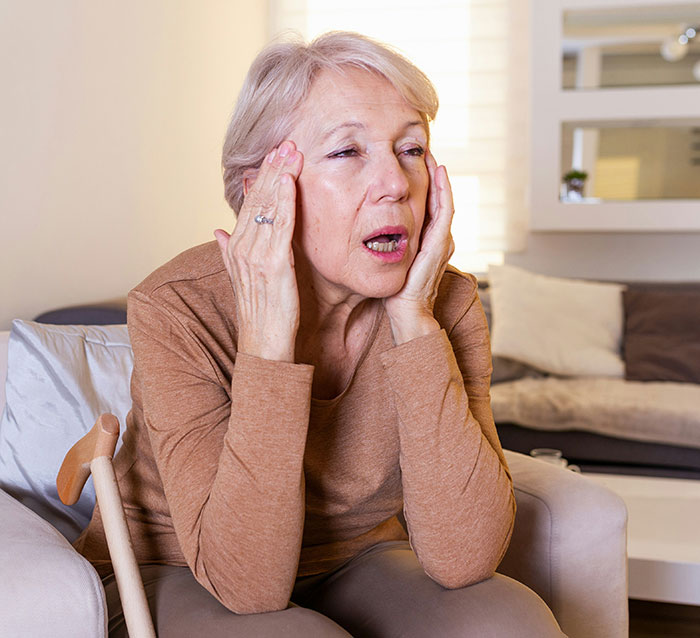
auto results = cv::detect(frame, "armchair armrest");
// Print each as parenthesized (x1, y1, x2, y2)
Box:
(0, 488, 106, 638)
(498, 450, 628, 638)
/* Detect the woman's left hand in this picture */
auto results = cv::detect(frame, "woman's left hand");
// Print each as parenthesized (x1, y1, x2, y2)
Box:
(383, 151, 455, 345)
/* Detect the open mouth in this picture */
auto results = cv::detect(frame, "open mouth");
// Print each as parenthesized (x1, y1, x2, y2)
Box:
(362, 225, 408, 255)
(363, 233, 402, 253)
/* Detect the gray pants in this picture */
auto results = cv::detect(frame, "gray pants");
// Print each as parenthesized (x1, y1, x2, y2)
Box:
(104, 541, 566, 637)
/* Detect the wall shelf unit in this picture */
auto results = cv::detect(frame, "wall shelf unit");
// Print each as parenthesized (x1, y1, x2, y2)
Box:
(530, 0, 700, 231)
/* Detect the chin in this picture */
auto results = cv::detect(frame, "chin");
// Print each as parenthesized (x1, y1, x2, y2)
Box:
(355, 272, 407, 300)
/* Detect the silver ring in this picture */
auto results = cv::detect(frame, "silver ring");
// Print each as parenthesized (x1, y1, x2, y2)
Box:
(254, 214, 274, 225)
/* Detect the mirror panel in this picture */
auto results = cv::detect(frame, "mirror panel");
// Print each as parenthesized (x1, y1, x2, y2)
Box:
(560, 121, 700, 201)
(563, 4, 700, 90)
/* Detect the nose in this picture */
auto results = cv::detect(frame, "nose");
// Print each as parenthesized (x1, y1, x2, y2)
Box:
(368, 150, 410, 203)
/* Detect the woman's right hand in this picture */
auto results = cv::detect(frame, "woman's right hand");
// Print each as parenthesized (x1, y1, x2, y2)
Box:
(215, 140, 303, 363)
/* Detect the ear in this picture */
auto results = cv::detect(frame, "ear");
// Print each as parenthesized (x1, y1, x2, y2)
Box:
(242, 168, 259, 196)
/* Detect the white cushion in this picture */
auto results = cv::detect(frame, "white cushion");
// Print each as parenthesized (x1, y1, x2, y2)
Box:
(0, 330, 9, 416)
(0, 487, 106, 638)
(0, 320, 133, 541)
(488, 264, 625, 377)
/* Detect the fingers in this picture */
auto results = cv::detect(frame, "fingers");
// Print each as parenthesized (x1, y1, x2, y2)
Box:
(216, 141, 302, 267)
(425, 150, 440, 220)
(233, 145, 301, 269)
(216, 141, 303, 281)
(238, 141, 303, 234)
(214, 228, 231, 261)
(434, 165, 455, 268)
(426, 151, 453, 222)
(436, 163, 455, 232)
(270, 172, 297, 248)
(423, 151, 455, 249)
(214, 228, 230, 250)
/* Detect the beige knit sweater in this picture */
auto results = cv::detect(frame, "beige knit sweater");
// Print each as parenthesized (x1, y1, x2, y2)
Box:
(75, 241, 515, 614)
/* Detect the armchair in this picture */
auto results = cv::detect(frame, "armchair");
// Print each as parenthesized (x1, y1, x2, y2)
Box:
(0, 325, 628, 638)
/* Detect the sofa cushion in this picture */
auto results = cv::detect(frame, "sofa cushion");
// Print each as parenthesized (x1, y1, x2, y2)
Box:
(0, 331, 9, 416)
(0, 320, 132, 541)
(488, 264, 625, 378)
(623, 288, 700, 384)
(477, 287, 546, 384)
(0, 487, 107, 637)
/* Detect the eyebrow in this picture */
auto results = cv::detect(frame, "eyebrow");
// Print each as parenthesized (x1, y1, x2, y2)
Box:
(320, 120, 426, 142)
(320, 121, 365, 142)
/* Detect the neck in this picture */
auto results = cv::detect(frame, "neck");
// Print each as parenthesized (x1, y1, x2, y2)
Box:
(294, 250, 376, 358)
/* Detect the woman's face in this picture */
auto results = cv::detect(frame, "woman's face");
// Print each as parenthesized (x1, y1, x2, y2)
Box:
(289, 68, 429, 301)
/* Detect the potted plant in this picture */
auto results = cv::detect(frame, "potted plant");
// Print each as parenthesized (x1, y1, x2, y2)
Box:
(562, 169, 588, 200)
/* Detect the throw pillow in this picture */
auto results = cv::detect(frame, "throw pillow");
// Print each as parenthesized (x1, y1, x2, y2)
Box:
(478, 285, 547, 384)
(488, 264, 625, 377)
(623, 289, 700, 383)
(0, 320, 133, 541)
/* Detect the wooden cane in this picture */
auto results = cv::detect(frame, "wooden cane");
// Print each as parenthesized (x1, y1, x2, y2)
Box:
(57, 414, 156, 638)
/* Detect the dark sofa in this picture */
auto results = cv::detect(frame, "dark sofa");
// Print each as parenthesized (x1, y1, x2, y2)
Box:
(479, 279, 700, 480)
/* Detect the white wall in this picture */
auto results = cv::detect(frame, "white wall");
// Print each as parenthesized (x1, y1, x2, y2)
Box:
(506, 232, 700, 282)
(0, 1, 267, 329)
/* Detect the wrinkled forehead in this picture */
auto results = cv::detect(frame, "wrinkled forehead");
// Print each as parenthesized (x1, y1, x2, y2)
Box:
(291, 67, 429, 140)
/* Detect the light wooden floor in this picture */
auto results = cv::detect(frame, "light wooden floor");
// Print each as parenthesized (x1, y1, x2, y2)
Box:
(629, 600, 700, 638)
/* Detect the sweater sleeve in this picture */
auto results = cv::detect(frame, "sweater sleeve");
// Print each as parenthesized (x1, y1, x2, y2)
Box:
(127, 290, 314, 613)
(379, 286, 515, 589)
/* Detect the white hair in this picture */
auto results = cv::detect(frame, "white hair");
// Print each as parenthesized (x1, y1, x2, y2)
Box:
(221, 31, 439, 214)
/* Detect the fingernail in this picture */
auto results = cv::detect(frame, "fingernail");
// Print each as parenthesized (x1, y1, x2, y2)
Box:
(285, 150, 297, 165)
(279, 142, 290, 158)
(267, 149, 276, 164)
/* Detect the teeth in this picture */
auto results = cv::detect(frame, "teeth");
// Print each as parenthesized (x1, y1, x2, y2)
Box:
(365, 239, 398, 253)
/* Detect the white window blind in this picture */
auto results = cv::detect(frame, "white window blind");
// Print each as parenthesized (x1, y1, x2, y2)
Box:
(268, 0, 529, 274)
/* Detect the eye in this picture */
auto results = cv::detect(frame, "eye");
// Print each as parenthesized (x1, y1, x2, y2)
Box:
(401, 146, 425, 158)
(329, 147, 359, 158)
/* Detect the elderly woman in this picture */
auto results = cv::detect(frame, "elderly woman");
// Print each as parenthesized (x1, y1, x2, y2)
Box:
(76, 32, 565, 637)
